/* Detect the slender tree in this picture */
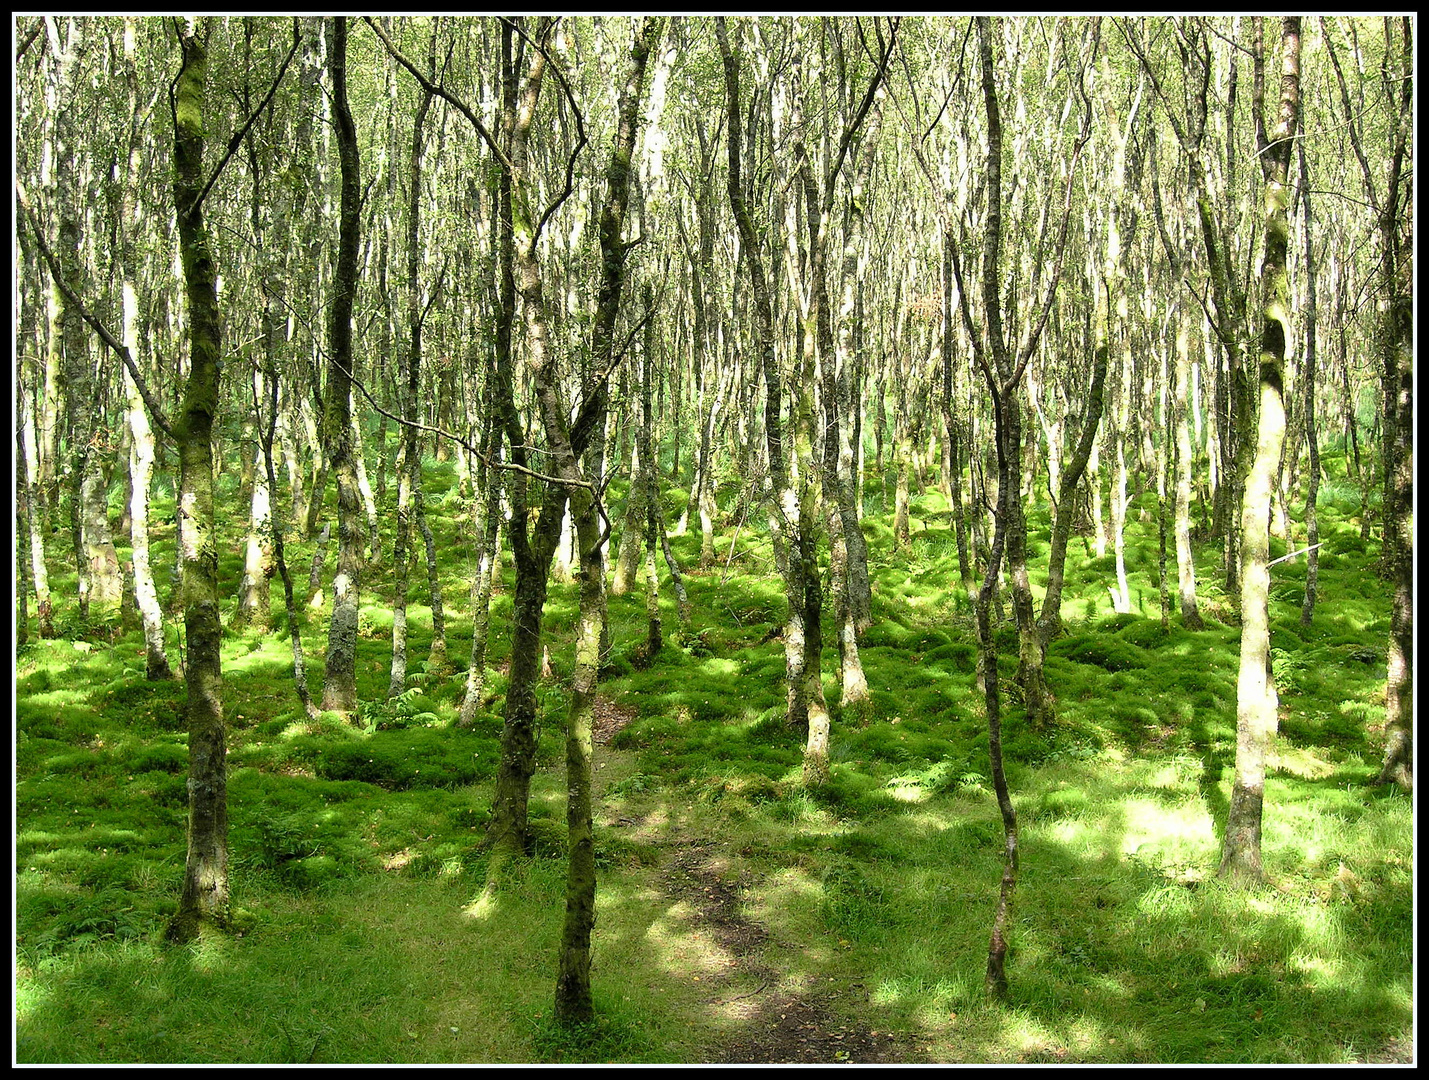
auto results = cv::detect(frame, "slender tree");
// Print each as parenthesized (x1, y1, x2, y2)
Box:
(319, 14, 364, 718)
(1220, 15, 1301, 884)
(167, 15, 231, 940)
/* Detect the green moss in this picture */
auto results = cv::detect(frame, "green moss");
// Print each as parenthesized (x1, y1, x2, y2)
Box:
(1051, 633, 1149, 672)
(12, 385, 1410, 1065)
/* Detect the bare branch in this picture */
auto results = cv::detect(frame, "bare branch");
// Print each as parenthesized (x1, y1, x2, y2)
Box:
(18, 183, 177, 442)
(186, 20, 302, 219)
(366, 15, 513, 173)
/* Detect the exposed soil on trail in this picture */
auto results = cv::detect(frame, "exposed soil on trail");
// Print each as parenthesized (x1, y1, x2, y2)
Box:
(657, 839, 922, 1065)
(591, 696, 640, 746)
(592, 694, 918, 1063)
(1354, 1035, 1414, 1064)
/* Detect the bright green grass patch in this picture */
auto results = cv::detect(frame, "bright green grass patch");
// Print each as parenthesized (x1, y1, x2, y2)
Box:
(14, 458, 1409, 1064)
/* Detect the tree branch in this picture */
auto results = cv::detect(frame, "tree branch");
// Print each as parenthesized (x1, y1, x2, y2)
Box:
(186, 20, 302, 220)
(366, 15, 513, 173)
(18, 183, 176, 442)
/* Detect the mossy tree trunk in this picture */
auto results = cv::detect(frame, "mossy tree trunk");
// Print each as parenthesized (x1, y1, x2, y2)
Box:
(320, 15, 363, 719)
(505, 16, 595, 1005)
(1367, 19, 1412, 792)
(482, 17, 554, 881)
(785, 43, 832, 785)
(640, 286, 664, 660)
(388, 81, 434, 701)
(959, 14, 1089, 991)
(458, 341, 503, 727)
(974, 17, 1020, 996)
(1220, 16, 1300, 885)
(1036, 345, 1108, 645)
(540, 14, 662, 1026)
(246, 77, 318, 719)
(416, 472, 448, 674)
(1297, 139, 1321, 630)
(940, 226, 977, 602)
(167, 16, 229, 943)
(717, 17, 812, 742)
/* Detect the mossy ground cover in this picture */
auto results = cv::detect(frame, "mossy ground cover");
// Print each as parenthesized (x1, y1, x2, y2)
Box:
(14, 454, 1412, 1063)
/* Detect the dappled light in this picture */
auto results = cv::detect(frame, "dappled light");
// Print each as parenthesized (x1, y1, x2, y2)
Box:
(14, 10, 1412, 1067)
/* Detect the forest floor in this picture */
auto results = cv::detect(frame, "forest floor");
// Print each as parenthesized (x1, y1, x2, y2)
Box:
(594, 702, 920, 1064)
(14, 457, 1416, 1064)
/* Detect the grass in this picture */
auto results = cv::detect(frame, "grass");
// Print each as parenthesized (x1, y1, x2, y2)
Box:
(13, 453, 1413, 1063)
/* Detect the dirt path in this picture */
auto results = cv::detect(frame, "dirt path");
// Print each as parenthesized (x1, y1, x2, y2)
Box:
(593, 696, 918, 1064)
(657, 838, 919, 1064)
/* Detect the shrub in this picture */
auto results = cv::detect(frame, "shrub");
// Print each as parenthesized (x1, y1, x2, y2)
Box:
(358, 686, 441, 732)
(27, 887, 152, 953)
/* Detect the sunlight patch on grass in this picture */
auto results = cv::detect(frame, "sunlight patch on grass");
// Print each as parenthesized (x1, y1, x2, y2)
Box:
(697, 657, 741, 678)
(1144, 757, 1198, 789)
(461, 890, 500, 922)
(746, 867, 821, 937)
(885, 779, 929, 803)
(1047, 818, 1095, 848)
(1117, 798, 1215, 862)
(643, 906, 736, 979)
(1288, 952, 1342, 988)
(997, 1008, 1068, 1058)
(1269, 745, 1338, 780)
(13, 968, 52, 1025)
(23, 688, 96, 711)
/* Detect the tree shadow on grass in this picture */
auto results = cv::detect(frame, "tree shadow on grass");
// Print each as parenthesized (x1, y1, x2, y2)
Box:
(1188, 716, 1231, 845)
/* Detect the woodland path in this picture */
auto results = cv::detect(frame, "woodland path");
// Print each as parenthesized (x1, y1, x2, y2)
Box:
(591, 696, 922, 1065)
(589, 698, 1414, 1066)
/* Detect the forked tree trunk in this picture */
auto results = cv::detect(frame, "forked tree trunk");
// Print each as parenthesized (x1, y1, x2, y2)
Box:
(975, 17, 1020, 998)
(1037, 345, 1108, 645)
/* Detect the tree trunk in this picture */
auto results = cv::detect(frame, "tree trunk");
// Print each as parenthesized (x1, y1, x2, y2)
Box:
(459, 356, 503, 727)
(1221, 16, 1300, 884)
(320, 15, 363, 718)
(976, 17, 1021, 997)
(717, 18, 810, 741)
(416, 486, 447, 673)
(117, 18, 173, 675)
(167, 17, 229, 943)
(388, 82, 434, 700)
(230, 434, 273, 636)
(1037, 346, 1108, 644)
(640, 286, 664, 660)
(1297, 141, 1320, 629)
(14, 228, 55, 638)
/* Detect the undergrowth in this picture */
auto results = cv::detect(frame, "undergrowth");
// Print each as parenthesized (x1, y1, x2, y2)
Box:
(14, 455, 1411, 1064)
